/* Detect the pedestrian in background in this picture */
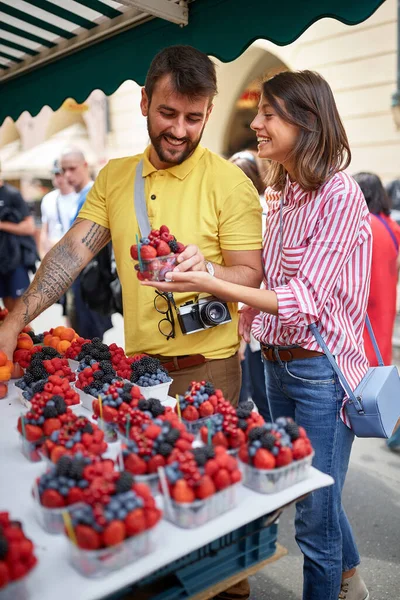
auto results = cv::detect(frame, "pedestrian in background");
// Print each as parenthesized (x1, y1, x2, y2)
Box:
(354, 172, 400, 366)
(0, 163, 38, 312)
(60, 148, 112, 340)
(229, 150, 269, 419)
(40, 160, 78, 256)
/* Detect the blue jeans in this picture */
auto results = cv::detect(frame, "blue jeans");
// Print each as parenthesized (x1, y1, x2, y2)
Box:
(263, 354, 360, 600)
(239, 347, 270, 420)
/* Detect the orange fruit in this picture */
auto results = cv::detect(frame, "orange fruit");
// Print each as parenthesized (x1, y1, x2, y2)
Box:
(0, 382, 8, 398)
(60, 327, 75, 342)
(52, 326, 65, 338)
(43, 334, 53, 346)
(49, 337, 61, 350)
(0, 350, 7, 367)
(0, 366, 11, 381)
(16, 335, 33, 350)
(57, 340, 71, 354)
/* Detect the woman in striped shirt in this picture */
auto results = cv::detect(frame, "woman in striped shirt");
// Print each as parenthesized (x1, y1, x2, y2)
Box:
(145, 71, 371, 600)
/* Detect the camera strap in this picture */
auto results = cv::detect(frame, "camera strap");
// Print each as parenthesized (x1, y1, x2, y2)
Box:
(134, 160, 151, 238)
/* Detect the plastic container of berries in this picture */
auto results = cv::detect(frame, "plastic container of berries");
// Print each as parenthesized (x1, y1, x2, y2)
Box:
(0, 570, 34, 600)
(15, 387, 31, 409)
(163, 484, 239, 529)
(67, 525, 158, 578)
(97, 418, 118, 443)
(33, 496, 84, 535)
(19, 434, 45, 462)
(239, 451, 315, 494)
(67, 359, 80, 372)
(134, 254, 178, 282)
(132, 472, 160, 496)
(137, 378, 173, 403)
(182, 413, 220, 436)
(72, 384, 94, 411)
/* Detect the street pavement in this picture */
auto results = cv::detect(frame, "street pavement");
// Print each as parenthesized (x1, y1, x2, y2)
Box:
(31, 305, 400, 600)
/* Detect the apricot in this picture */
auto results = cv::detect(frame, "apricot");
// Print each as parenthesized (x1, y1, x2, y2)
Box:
(60, 327, 75, 342)
(43, 334, 53, 346)
(11, 363, 24, 379)
(49, 336, 61, 350)
(0, 366, 11, 382)
(0, 382, 8, 398)
(57, 340, 71, 354)
(0, 350, 7, 367)
(6, 360, 13, 371)
(53, 326, 65, 338)
(17, 334, 34, 350)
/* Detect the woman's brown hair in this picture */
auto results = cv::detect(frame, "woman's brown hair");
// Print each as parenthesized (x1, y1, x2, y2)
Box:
(229, 150, 265, 195)
(262, 70, 351, 191)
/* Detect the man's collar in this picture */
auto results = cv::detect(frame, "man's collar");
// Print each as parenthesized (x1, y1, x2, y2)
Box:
(142, 145, 205, 180)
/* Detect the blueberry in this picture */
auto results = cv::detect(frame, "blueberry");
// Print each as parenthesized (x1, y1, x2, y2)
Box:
(126, 500, 137, 511)
(65, 440, 74, 449)
(117, 509, 128, 520)
(78, 480, 89, 489)
(60, 486, 69, 496)
(272, 446, 279, 456)
(253, 440, 262, 448)
(104, 510, 113, 521)
(249, 446, 257, 457)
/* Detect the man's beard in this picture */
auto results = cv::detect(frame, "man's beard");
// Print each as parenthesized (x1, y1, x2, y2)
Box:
(147, 117, 204, 166)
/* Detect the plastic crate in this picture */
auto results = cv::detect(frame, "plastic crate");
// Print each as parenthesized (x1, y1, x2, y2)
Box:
(128, 517, 278, 600)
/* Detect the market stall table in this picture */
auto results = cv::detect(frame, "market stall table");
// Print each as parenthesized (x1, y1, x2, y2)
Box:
(0, 383, 333, 600)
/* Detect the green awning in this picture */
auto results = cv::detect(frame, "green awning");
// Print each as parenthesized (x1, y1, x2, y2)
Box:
(0, 0, 386, 124)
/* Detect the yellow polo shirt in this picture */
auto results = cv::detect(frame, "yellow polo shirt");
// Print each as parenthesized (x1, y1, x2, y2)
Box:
(79, 145, 262, 359)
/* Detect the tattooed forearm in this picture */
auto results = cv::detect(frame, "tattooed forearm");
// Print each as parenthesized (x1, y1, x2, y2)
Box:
(81, 223, 111, 255)
(19, 236, 84, 326)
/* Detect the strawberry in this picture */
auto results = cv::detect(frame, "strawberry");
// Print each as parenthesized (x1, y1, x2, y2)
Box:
(124, 453, 147, 475)
(103, 520, 126, 547)
(238, 445, 249, 464)
(298, 426, 308, 439)
(24, 424, 43, 442)
(175, 438, 192, 451)
(230, 469, 242, 484)
(144, 424, 162, 440)
(130, 245, 139, 259)
(43, 418, 62, 437)
(41, 489, 65, 508)
(230, 429, 246, 448)
(156, 240, 172, 257)
(132, 483, 152, 499)
(102, 405, 118, 422)
(67, 487, 84, 505)
(147, 454, 166, 473)
(81, 433, 93, 447)
(199, 400, 214, 417)
(204, 458, 219, 477)
(140, 245, 157, 259)
(75, 525, 101, 550)
(50, 446, 68, 463)
(212, 432, 229, 448)
(276, 446, 293, 467)
(292, 438, 311, 460)
(172, 479, 195, 503)
(195, 475, 216, 499)
(182, 406, 199, 421)
(160, 225, 169, 235)
(125, 509, 146, 535)
(213, 468, 231, 491)
(254, 448, 276, 469)
(160, 232, 171, 243)
(176, 242, 186, 254)
(145, 507, 161, 529)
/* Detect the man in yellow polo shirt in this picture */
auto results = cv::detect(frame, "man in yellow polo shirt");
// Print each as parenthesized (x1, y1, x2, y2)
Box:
(0, 45, 262, 406)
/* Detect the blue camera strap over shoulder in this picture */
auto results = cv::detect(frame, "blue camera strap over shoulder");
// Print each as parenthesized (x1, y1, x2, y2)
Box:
(134, 160, 151, 238)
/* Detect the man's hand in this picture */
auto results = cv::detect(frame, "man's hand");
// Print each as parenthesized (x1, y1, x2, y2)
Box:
(174, 245, 206, 272)
(0, 323, 20, 361)
(238, 305, 260, 343)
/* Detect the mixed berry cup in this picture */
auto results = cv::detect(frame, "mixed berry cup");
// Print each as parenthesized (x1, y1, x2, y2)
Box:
(239, 451, 314, 494)
(134, 254, 178, 282)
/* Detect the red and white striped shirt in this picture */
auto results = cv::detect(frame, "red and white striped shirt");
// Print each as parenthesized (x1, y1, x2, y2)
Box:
(252, 171, 372, 421)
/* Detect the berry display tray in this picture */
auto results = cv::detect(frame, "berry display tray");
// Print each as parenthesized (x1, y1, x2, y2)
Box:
(134, 254, 178, 282)
(182, 413, 220, 436)
(67, 524, 158, 578)
(239, 452, 315, 494)
(162, 484, 238, 529)
(137, 379, 173, 403)
(19, 434, 45, 462)
(33, 497, 84, 535)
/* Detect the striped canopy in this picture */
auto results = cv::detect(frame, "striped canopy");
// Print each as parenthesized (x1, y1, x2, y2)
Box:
(0, 0, 386, 123)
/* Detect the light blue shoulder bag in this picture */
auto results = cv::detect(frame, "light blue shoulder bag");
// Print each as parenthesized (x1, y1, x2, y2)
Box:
(279, 198, 400, 438)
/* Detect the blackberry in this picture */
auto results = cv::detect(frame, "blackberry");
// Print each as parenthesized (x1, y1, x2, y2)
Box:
(165, 428, 180, 445)
(43, 405, 58, 419)
(204, 445, 215, 460)
(158, 442, 173, 457)
(53, 396, 67, 415)
(122, 392, 132, 402)
(138, 399, 150, 412)
(23, 372, 34, 385)
(240, 401, 254, 413)
(285, 421, 300, 441)
(115, 471, 134, 494)
(0, 536, 8, 560)
(83, 385, 92, 394)
(237, 418, 248, 431)
(31, 380, 46, 394)
(204, 382, 215, 396)
(93, 370, 104, 380)
(149, 398, 164, 417)
(99, 361, 114, 374)
(192, 447, 208, 466)
(260, 432, 276, 451)
(69, 458, 85, 480)
(26, 330, 35, 341)
(247, 427, 265, 442)
(56, 455, 73, 477)
(91, 338, 102, 346)
(42, 347, 60, 358)
(123, 383, 132, 392)
(30, 365, 48, 381)
(236, 407, 252, 419)
(82, 422, 94, 434)
(92, 380, 104, 391)
(168, 240, 179, 253)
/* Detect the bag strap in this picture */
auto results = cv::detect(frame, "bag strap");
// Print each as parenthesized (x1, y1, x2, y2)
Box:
(134, 160, 151, 238)
(373, 214, 399, 253)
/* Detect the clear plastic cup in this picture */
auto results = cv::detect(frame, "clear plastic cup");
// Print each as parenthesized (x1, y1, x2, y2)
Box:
(19, 435, 44, 462)
(137, 379, 172, 402)
(97, 418, 118, 443)
(162, 484, 238, 529)
(182, 413, 220, 435)
(33, 494, 84, 535)
(239, 451, 314, 494)
(134, 254, 178, 282)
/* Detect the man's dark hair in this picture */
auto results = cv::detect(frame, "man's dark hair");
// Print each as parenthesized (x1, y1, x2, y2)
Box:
(145, 45, 217, 103)
(354, 172, 391, 216)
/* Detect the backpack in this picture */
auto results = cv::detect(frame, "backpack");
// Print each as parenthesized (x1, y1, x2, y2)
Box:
(80, 243, 123, 316)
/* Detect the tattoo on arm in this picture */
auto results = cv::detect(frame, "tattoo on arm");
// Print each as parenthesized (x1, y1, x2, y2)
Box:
(81, 223, 111, 255)
(20, 236, 85, 326)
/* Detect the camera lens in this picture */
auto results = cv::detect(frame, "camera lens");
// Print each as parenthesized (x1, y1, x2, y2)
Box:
(200, 301, 228, 327)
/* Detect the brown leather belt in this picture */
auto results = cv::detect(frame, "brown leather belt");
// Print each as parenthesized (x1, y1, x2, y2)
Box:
(147, 353, 208, 372)
(261, 344, 324, 363)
